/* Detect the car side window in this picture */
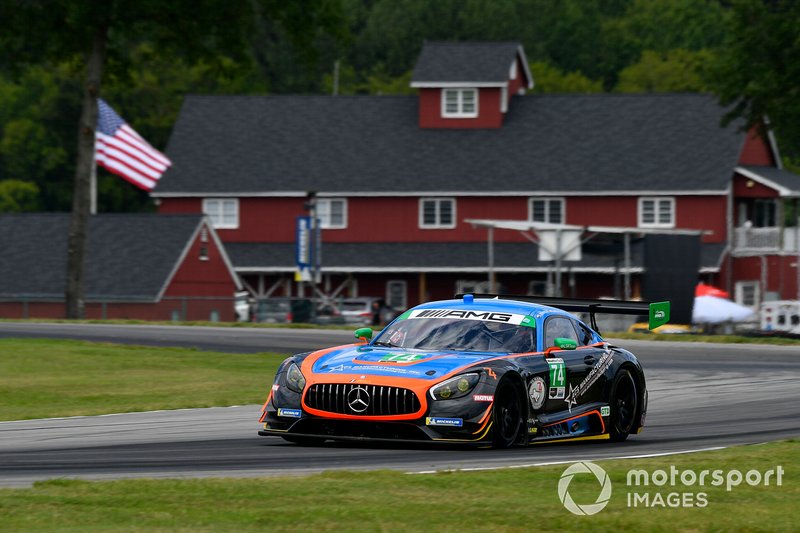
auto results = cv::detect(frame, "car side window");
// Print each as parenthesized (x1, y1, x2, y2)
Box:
(544, 316, 580, 348)
(575, 321, 595, 346)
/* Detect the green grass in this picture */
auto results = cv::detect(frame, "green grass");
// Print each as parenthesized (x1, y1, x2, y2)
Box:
(0, 440, 795, 532)
(0, 339, 284, 420)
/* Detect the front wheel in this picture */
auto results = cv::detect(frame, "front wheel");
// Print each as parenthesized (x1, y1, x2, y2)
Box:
(492, 380, 522, 448)
(608, 369, 638, 442)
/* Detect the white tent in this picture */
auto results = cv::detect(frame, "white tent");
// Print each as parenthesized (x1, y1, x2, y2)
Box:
(692, 295, 755, 324)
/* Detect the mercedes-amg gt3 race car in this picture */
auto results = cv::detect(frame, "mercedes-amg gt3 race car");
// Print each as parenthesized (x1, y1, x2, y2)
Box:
(258, 294, 670, 448)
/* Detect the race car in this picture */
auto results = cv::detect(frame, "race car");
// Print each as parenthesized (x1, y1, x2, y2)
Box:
(258, 293, 669, 448)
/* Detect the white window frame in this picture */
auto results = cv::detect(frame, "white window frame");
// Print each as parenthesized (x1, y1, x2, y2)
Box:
(316, 198, 347, 229)
(735, 281, 760, 309)
(638, 197, 675, 228)
(501, 86, 508, 113)
(419, 197, 457, 229)
(441, 88, 479, 118)
(509, 60, 518, 80)
(528, 197, 565, 224)
(202, 198, 239, 229)
(386, 280, 407, 310)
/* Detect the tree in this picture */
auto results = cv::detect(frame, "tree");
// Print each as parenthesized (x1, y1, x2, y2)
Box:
(0, 0, 344, 318)
(709, 0, 800, 161)
(0, 180, 40, 212)
(615, 49, 714, 93)
(528, 62, 603, 93)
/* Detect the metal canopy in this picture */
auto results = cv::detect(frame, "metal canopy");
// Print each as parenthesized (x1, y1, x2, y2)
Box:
(465, 218, 708, 298)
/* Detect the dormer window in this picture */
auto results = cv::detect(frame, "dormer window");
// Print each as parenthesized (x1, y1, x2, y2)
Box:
(442, 88, 478, 118)
(510, 60, 517, 80)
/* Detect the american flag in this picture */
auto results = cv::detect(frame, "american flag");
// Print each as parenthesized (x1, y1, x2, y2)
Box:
(95, 98, 171, 191)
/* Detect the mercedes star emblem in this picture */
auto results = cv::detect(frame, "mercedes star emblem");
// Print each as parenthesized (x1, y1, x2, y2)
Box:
(347, 386, 370, 413)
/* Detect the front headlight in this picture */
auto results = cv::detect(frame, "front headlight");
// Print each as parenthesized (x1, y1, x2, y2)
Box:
(429, 373, 480, 400)
(285, 362, 306, 393)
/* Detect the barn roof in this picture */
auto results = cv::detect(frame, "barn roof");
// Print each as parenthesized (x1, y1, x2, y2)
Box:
(410, 41, 526, 85)
(0, 214, 209, 301)
(225, 241, 726, 274)
(154, 93, 746, 197)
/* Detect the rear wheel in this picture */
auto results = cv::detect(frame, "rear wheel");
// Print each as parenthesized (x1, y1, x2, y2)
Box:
(609, 369, 638, 442)
(492, 380, 522, 448)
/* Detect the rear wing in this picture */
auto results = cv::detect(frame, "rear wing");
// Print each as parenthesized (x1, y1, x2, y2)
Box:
(455, 293, 670, 333)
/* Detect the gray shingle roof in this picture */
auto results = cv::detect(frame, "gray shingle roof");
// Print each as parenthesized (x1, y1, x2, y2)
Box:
(155, 94, 746, 196)
(0, 214, 203, 301)
(740, 165, 800, 196)
(226, 241, 725, 272)
(411, 41, 522, 84)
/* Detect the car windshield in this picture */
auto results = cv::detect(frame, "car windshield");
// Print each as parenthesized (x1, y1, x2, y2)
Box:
(373, 318, 536, 353)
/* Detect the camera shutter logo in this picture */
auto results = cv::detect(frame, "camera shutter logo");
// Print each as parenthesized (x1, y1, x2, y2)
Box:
(558, 461, 612, 515)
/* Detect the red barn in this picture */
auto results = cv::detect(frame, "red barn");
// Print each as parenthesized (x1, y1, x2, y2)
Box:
(153, 41, 800, 314)
(0, 214, 241, 320)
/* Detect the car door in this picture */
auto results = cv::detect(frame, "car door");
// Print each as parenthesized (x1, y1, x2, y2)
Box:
(541, 315, 589, 415)
(568, 318, 611, 408)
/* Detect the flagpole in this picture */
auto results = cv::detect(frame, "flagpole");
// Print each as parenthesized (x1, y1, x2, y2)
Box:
(90, 150, 97, 215)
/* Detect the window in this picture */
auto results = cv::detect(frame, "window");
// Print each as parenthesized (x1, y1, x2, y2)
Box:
(735, 281, 760, 308)
(576, 321, 595, 346)
(386, 280, 407, 310)
(544, 316, 579, 349)
(529, 198, 564, 224)
(203, 198, 238, 229)
(419, 198, 456, 229)
(638, 197, 675, 228)
(441, 88, 478, 118)
(510, 60, 518, 80)
(316, 198, 347, 229)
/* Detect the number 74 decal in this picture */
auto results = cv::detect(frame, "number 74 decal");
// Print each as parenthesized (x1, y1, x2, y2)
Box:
(547, 358, 566, 399)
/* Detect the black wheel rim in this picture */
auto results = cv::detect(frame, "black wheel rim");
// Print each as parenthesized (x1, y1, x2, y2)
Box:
(615, 374, 637, 433)
(497, 387, 520, 443)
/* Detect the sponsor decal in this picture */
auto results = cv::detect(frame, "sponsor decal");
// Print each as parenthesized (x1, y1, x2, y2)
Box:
(528, 376, 546, 409)
(426, 417, 464, 427)
(327, 363, 423, 376)
(473, 394, 494, 402)
(379, 353, 426, 363)
(654, 310, 665, 319)
(549, 386, 565, 400)
(408, 309, 529, 325)
(528, 426, 538, 434)
(601, 406, 610, 417)
(277, 408, 302, 418)
(564, 350, 614, 412)
(271, 384, 280, 392)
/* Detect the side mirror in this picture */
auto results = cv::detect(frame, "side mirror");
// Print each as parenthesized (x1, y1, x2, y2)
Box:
(354, 327, 373, 342)
(545, 337, 577, 356)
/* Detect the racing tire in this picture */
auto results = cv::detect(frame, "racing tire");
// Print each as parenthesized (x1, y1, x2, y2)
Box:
(492, 379, 522, 449)
(608, 369, 638, 442)
(281, 435, 326, 446)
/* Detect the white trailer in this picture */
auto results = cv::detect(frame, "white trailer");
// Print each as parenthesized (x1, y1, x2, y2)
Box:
(761, 300, 800, 335)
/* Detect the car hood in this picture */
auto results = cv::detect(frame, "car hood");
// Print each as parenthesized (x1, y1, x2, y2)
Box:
(308, 345, 504, 381)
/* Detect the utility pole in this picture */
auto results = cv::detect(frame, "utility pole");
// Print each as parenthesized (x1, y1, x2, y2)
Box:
(66, 23, 108, 319)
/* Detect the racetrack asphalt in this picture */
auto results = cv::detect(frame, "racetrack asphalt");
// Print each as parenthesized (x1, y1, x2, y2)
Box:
(0, 323, 798, 487)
